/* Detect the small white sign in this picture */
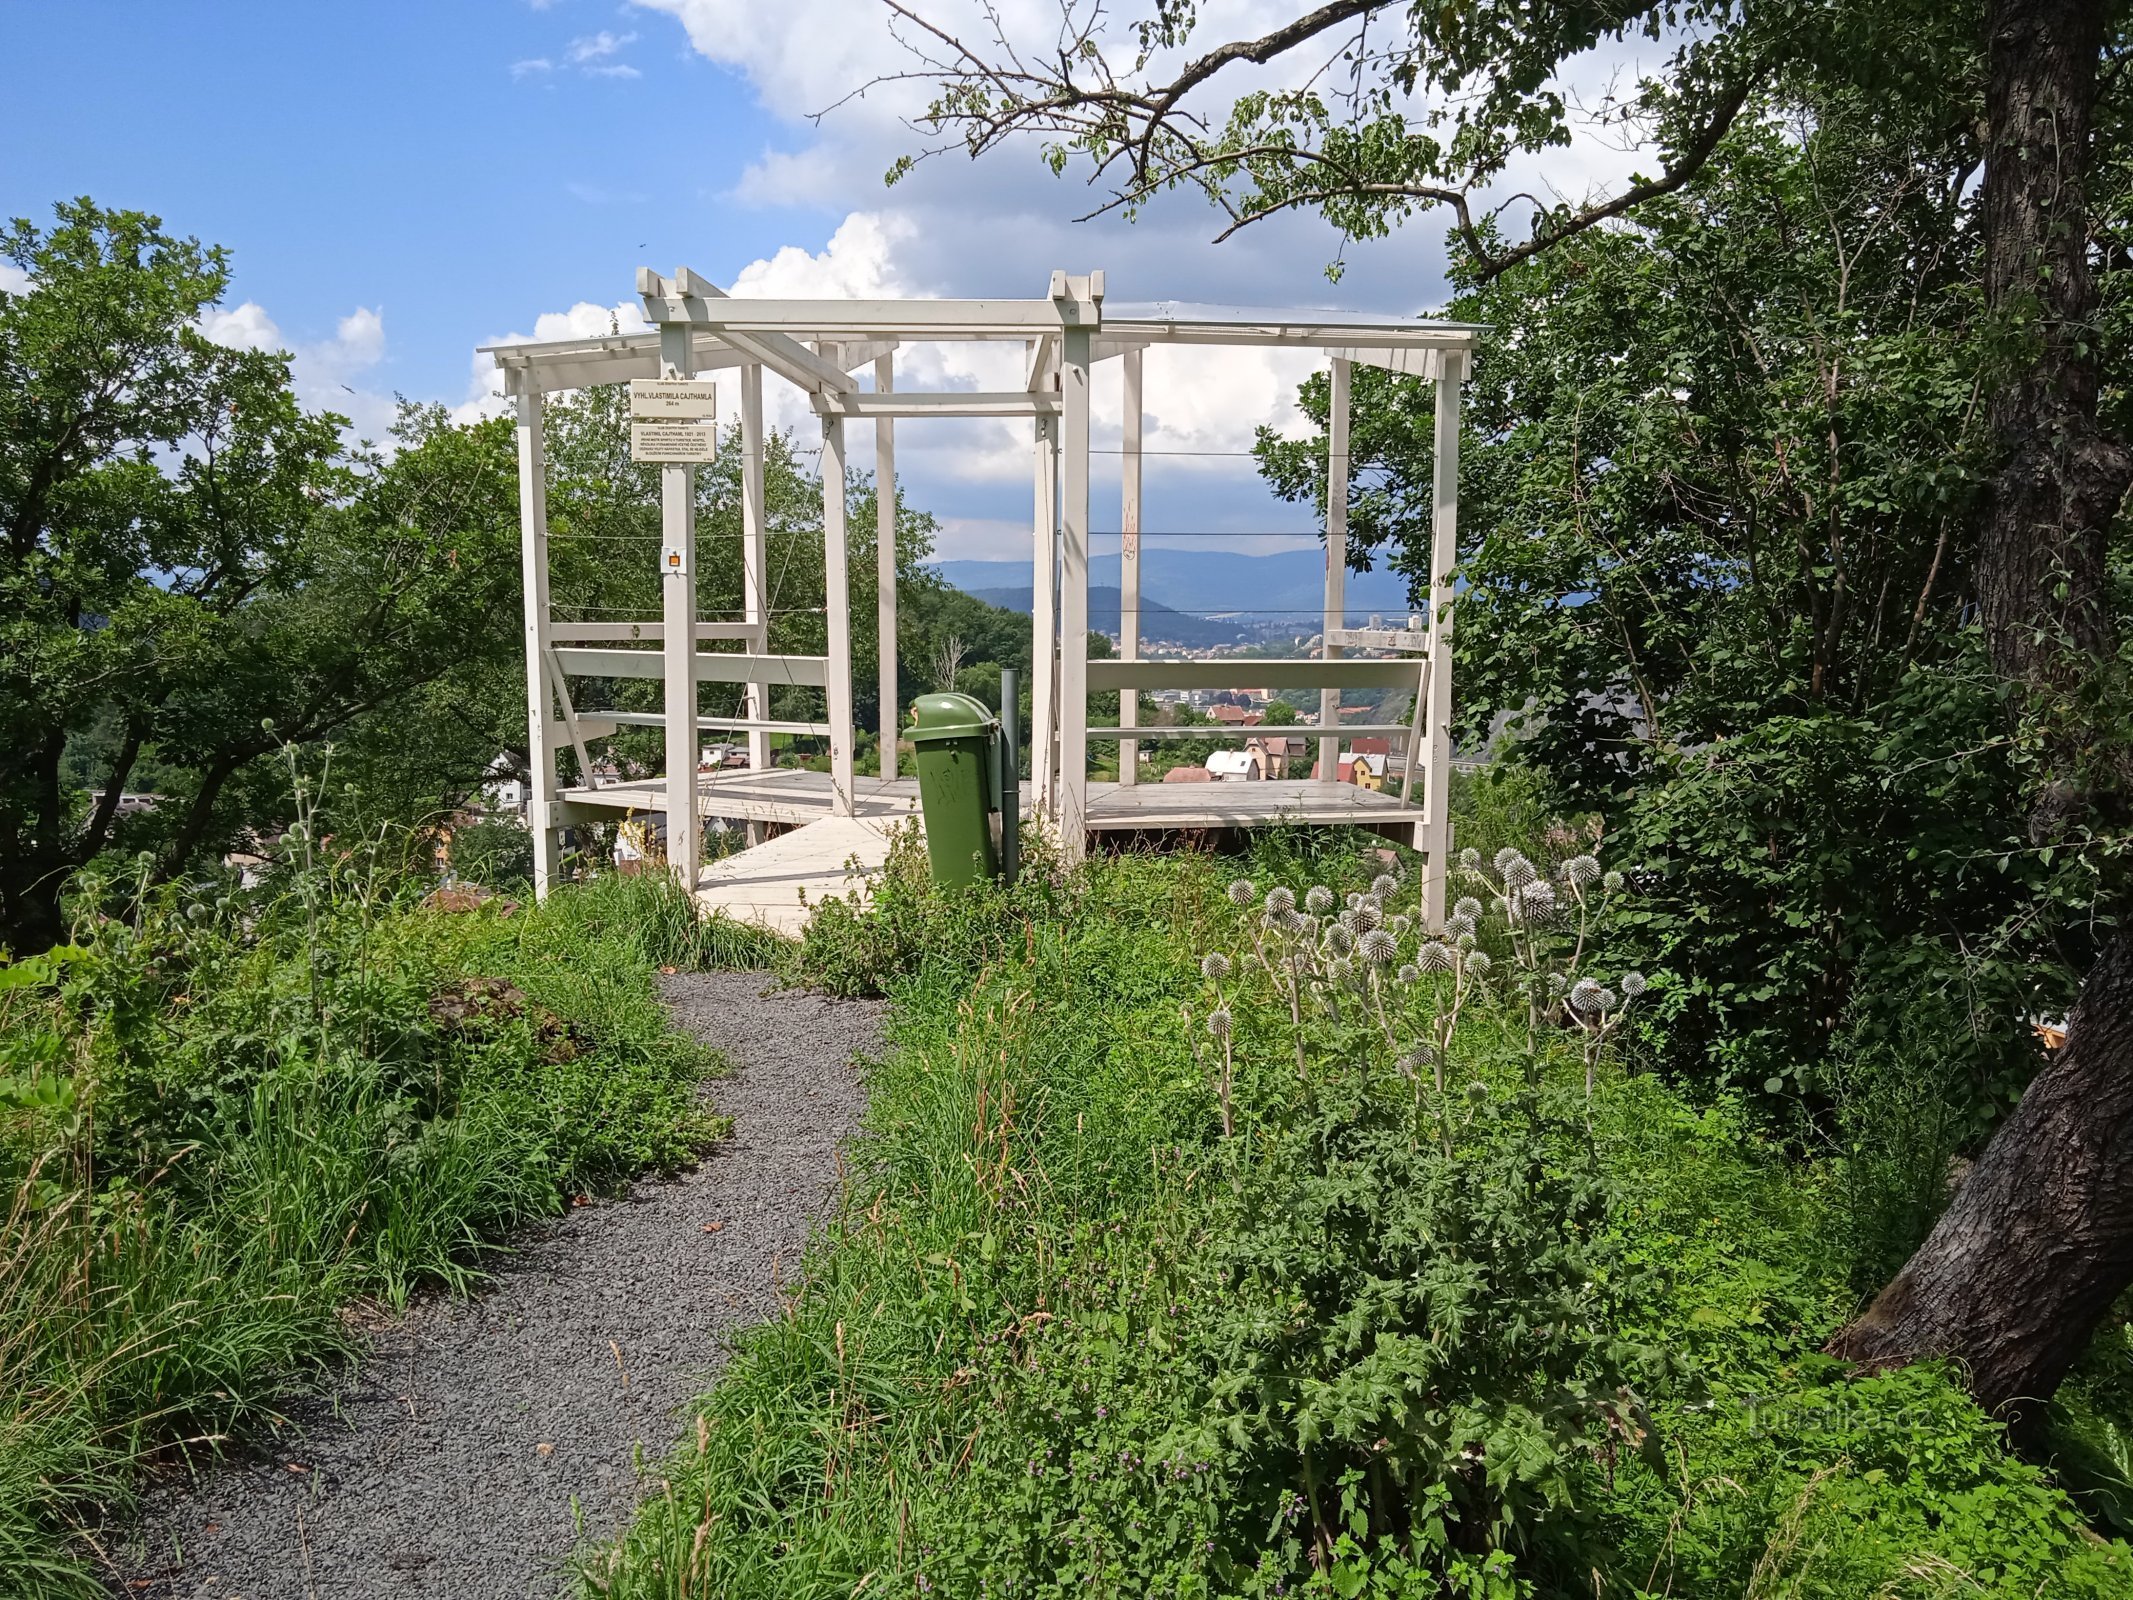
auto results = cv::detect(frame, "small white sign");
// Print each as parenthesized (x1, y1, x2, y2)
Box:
(630, 378, 718, 419)
(631, 421, 718, 463)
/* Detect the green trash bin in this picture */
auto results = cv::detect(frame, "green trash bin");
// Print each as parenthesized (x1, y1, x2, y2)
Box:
(908, 690, 1002, 887)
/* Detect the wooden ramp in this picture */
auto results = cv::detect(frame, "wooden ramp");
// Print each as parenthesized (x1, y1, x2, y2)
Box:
(692, 814, 906, 940)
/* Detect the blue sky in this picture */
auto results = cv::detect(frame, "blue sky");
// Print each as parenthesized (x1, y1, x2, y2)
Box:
(2, 3, 1631, 565)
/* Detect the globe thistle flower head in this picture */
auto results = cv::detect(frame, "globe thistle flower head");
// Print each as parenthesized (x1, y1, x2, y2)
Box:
(1569, 977, 1604, 1014)
(1359, 928, 1398, 965)
(1466, 1080, 1490, 1104)
(1457, 846, 1482, 873)
(1200, 952, 1232, 981)
(1337, 908, 1360, 935)
(1454, 896, 1483, 923)
(1392, 914, 1413, 936)
(1515, 880, 1559, 923)
(1328, 955, 1355, 983)
(1465, 951, 1493, 978)
(1456, 931, 1477, 952)
(1547, 971, 1569, 996)
(1226, 878, 1256, 908)
(1371, 873, 1398, 898)
(1305, 885, 1335, 914)
(1264, 886, 1297, 916)
(1621, 970, 1647, 999)
(1354, 902, 1384, 933)
(1397, 963, 1420, 985)
(1562, 853, 1602, 887)
(1416, 941, 1456, 973)
(1602, 869, 1625, 893)
(1207, 1008, 1233, 1040)
(1596, 987, 1620, 1013)
(1326, 922, 1357, 955)
(1445, 912, 1475, 942)
(1502, 855, 1539, 891)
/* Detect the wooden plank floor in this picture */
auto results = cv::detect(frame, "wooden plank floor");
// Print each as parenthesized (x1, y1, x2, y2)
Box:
(692, 814, 906, 939)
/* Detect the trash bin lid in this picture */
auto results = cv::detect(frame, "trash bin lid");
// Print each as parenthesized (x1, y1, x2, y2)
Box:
(908, 689, 999, 742)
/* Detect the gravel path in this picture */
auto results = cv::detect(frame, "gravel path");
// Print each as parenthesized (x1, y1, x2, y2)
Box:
(110, 972, 882, 1600)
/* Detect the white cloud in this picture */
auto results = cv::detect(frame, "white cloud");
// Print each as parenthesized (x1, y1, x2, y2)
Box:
(585, 62, 642, 78)
(453, 297, 650, 424)
(199, 300, 399, 443)
(0, 262, 32, 295)
(568, 29, 635, 62)
(509, 57, 553, 78)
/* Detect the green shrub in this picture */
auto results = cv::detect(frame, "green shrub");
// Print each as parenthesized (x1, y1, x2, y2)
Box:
(0, 851, 724, 1595)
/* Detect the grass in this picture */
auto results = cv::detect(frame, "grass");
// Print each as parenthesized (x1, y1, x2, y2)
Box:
(0, 861, 729, 1596)
(578, 829, 2132, 1599)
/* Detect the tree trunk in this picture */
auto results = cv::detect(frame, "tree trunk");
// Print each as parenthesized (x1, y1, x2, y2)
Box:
(1829, 0, 2133, 1433)
(1830, 927, 2133, 1433)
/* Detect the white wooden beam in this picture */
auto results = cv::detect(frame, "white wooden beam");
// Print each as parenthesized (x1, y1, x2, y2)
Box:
(812, 391, 1061, 419)
(1031, 411, 1058, 811)
(547, 621, 763, 643)
(821, 413, 857, 816)
(514, 386, 562, 897)
(636, 267, 857, 394)
(1118, 346, 1143, 787)
(643, 296, 1074, 336)
(1025, 333, 1058, 392)
(1319, 358, 1352, 787)
(740, 363, 771, 779)
(1328, 345, 1447, 380)
(552, 647, 830, 687)
(1058, 286, 1096, 861)
(875, 352, 899, 779)
(1423, 351, 1464, 932)
(658, 323, 702, 892)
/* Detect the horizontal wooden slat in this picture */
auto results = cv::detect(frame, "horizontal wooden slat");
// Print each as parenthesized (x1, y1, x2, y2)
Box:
(548, 622, 762, 643)
(649, 296, 1069, 335)
(553, 647, 828, 687)
(1087, 657, 1423, 692)
(593, 710, 831, 736)
(813, 391, 1060, 419)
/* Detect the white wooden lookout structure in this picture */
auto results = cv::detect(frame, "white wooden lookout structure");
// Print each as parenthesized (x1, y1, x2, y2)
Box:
(489, 269, 1478, 928)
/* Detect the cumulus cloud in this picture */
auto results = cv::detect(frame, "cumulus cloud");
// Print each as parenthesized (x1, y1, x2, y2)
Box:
(509, 57, 553, 78)
(0, 262, 33, 295)
(199, 301, 399, 442)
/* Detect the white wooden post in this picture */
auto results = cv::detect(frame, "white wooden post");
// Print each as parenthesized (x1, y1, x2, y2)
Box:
(1059, 318, 1093, 860)
(875, 352, 899, 778)
(659, 324, 701, 889)
(1031, 409, 1059, 811)
(1118, 347, 1143, 786)
(740, 362, 771, 784)
(513, 380, 562, 898)
(821, 413, 858, 816)
(1422, 351, 1463, 932)
(1318, 357, 1352, 785)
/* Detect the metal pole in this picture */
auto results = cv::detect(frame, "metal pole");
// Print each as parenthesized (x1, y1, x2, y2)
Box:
(999, 667, 1021, 887)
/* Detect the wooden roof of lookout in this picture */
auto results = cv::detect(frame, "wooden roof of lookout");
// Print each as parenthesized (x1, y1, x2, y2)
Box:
(481, 281, 1483, 397)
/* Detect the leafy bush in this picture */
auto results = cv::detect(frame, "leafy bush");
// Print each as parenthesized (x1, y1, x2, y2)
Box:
(0, 847, 723, 1595)
(584, 840, 2128, 1600)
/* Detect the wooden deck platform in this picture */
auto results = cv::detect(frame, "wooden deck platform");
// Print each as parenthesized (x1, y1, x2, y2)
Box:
(563, 770, 1422, 839)
(578, 770, 1423, 939)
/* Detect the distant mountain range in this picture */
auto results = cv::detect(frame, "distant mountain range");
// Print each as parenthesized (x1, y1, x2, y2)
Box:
(932, 548, 1415, 630)
(966, 586, 1248, 648)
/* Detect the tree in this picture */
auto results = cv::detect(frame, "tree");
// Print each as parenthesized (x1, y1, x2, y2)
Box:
(891, 0, 2133, 1427)
(0, 201, 521, 952)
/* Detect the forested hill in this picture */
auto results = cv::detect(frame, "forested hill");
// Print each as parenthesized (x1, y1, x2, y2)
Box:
(963, 585, 1249, 647)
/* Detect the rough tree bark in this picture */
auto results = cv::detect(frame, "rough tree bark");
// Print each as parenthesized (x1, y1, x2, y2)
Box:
(1829, 0, 2133, 1434)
